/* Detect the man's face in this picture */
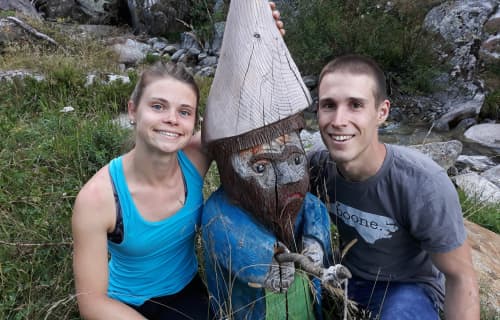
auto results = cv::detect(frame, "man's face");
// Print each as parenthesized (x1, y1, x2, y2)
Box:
(229, 131, 309, 248)
(317, 71, 389, 170)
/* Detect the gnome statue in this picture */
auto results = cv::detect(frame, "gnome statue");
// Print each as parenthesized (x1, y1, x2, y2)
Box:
(201, 1, 347, 319)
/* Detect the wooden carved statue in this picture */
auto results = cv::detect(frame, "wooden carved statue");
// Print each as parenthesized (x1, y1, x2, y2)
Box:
(201, 1, 350, 319)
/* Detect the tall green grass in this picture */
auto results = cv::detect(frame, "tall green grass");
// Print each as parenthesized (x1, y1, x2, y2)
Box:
(0, 66, 132, 318)
(0, 7, 498, 318)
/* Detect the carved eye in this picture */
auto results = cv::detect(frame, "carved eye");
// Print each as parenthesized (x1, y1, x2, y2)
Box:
(294, 155, 303, 165)
(252, 162, 266, 173)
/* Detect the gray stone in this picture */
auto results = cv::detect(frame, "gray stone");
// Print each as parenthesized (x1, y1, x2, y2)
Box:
(300, 130, 325, 154)
(481, 165, 500, 188)
(302, 75, 318, 89)
(453, 172, 500, 204)
(410, 140, 463, 171)
(198, 56, 218, 67)
(164, 45, 178, 55)
(434, 92, 485, 131)
(195, 66, 215, 77)
(170, 49, 186, 62)
(464, 123, 500, 150)
(0, 69, 44, 82)
(112, 39, 150, 65)
(0, 0, 41, 19)
(456, 155, 497, 172)
(210, 22, 226, 55)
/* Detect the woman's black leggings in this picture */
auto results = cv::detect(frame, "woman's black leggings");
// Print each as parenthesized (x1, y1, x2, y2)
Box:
(129, 274, 212, 320)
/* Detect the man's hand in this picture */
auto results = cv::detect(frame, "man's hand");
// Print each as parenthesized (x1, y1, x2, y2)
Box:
(270, 2, 285, 36)
(264, 242, 295, 292)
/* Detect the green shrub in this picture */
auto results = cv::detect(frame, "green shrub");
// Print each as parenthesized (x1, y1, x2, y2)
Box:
(459, 190, 500, 234)
(281, 0, 442, 95)
(481, 89, 500, 121)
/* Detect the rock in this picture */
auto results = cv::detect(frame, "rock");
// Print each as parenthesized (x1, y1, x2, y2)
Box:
(456, 155, 497, 172)
(111, 39, 150, 65)
(302, 75, 318, 89)
(300, 130, 325, 154)
(195, 66, 215, 77)
(423, 0, 497, 79)
(198, 56, 217, 67)
(149, 1, 191, 35)
(464, 220, 500, 315)
(0, 69, 44, 81)
(163, 45, 178, 55)
(180, 32, 201, 51)
(0, 0, 41, 19)
(170, 49, 186, 62)
(464, 123, 500, 151)
(210, 21, 225, 55)
(481, 165, 500, 188)
(453, 172, 500, 204)
(480, 8, 500, 63)
(480, 34, 500, 63)
(0, 17, 32, 44)
(410, 140, 463, 172)
(455, 117, 477, 131)
(433, 92, 485, 131)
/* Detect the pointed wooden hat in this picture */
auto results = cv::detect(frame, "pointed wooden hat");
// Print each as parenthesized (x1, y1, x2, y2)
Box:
(202, 0, 312, 153)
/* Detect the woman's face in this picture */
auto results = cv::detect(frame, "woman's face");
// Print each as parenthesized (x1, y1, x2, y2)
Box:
(129, 77, 197, 154)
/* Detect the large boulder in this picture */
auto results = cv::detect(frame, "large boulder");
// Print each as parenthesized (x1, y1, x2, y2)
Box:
(465, 220, 500, 315)
(410, 140, 463, 172)
(464, 123, 500, 151)
(481, 165, 500, 188)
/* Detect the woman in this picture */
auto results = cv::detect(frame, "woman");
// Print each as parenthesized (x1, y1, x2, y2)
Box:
(72, 61, 211, 319)
(72, 5, 284, 319)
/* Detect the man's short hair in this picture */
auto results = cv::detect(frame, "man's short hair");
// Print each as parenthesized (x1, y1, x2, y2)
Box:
(319, 54, 387, 104)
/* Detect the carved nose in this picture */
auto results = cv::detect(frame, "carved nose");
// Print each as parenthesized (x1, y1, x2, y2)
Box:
(275, 162, 305, 185)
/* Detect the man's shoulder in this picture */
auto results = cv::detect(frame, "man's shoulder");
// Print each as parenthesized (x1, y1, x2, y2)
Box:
(388, 144, 444, 176)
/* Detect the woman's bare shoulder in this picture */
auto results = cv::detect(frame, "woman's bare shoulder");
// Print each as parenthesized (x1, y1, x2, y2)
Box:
(72, 165, 115, 231)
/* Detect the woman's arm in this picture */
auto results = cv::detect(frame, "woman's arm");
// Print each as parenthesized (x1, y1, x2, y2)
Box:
(72, 168, 146, 320)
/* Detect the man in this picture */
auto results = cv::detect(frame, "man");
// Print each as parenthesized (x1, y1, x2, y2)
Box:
(308, 54, 479, 319)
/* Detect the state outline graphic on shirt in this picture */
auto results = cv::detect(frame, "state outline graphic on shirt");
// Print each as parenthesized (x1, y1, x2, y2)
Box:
(329, 202, 399, 244)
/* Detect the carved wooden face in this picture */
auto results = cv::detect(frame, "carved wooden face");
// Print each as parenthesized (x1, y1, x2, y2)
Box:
(225, 131, 309, 248)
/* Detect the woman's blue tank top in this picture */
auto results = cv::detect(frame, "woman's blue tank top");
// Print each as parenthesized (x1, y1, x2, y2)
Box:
(107, 150, 203, 306)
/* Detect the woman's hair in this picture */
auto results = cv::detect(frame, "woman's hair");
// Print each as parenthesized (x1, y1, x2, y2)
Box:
(130, 61, 200, 124)
(319, 54, 387, 105)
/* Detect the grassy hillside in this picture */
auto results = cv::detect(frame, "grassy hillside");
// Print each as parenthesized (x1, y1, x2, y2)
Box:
(0, 10, 498, 319)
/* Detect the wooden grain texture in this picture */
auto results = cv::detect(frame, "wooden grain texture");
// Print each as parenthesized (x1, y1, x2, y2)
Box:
(203, 0, 311, 144)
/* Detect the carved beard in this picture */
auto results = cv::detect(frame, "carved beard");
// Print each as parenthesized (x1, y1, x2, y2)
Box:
(217, 159, 309, 250)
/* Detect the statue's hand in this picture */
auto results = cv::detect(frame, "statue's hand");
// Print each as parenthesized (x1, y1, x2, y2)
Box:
(301, 237, 324, 268)
(264, 242, 295, 293)
(321, 264, 352, 285)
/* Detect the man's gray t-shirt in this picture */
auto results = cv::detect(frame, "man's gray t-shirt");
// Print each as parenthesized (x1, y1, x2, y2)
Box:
(309, 144, 467, 307)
